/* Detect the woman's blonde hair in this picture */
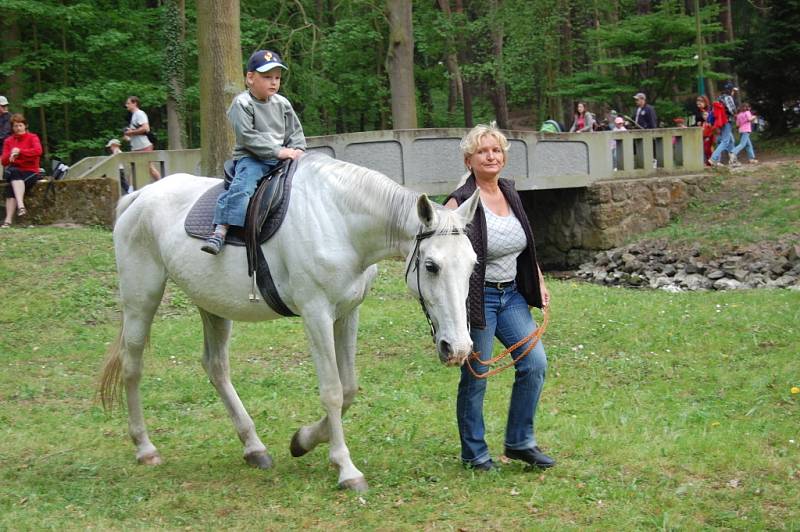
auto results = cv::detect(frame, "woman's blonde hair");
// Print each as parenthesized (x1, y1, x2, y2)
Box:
(459, 122, 510, 159)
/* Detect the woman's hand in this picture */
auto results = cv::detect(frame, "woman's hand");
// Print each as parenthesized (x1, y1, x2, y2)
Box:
(540, 281, 551, 308)
(537, 264, 550, 307)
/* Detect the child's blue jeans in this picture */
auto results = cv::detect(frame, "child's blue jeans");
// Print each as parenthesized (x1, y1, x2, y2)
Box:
(732, 132, 756, 160)
(213, 156, 278, 227)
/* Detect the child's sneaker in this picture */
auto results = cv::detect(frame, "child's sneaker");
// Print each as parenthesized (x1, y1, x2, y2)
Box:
(749, 159, 759, 164)
(709, 159, 724, 168)
(728, 154, 740, 167)
(201, 232, 226, 255)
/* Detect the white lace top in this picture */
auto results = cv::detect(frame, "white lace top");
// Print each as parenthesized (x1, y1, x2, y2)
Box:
(484, 206, 526, 283)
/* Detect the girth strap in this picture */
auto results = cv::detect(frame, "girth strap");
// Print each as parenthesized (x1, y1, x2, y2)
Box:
(243, 159, 298, 317)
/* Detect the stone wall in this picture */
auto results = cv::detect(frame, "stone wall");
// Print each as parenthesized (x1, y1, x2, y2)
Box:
(0, 178, 118, 227)
(524, 173, 714, 268)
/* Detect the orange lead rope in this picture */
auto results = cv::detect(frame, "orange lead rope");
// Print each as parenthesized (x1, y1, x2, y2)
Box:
(465, 304, 550, 379)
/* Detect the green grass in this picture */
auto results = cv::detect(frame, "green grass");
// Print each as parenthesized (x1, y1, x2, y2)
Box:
(1, 213, 799, 528)
(640, 161, 800, 254)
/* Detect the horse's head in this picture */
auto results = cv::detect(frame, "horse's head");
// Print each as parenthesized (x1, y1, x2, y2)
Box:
(406, 191, 480, 366)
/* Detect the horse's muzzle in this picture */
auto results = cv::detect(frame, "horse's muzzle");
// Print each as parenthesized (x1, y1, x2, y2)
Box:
(438, 338, 472, 366)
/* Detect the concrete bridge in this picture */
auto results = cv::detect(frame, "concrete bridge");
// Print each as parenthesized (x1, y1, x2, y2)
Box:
(70, 127, 704, 193)
(52, 127, 709, 267)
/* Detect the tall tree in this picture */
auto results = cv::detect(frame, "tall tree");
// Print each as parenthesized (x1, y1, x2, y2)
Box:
(489, 0, 509, 128)
(197, 0, 241, 176)
(738, 0, 800, 135)
(164, 0, 187, 150)
(386, 0, 417, 129)
(436, 0, 464, 116)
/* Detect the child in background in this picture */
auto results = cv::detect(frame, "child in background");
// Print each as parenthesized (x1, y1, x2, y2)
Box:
(611, 116, 627, 171)
(730, 103, 758, 165)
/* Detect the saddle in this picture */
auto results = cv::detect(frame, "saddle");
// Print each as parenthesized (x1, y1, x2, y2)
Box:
(184, 159, 299, 317)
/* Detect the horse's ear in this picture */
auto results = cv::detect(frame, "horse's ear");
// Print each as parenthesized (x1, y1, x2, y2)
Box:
(454, 189, 480, 226)
(416, 194, 438, 228)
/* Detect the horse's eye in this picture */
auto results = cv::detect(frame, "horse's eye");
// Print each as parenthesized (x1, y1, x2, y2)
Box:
(424, 259, 440, 274)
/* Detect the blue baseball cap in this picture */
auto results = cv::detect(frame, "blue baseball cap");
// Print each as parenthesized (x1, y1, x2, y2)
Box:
(246, 50, 287, 73)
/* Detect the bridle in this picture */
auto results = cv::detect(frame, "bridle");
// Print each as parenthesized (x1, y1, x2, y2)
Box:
(404, 228, 468, 340)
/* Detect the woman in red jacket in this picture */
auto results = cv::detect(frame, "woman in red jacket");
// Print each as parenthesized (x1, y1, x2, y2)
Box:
(2, 114, 42, 227)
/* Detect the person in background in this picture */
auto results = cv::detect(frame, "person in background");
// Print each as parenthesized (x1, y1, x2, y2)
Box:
(106, 138, 133, 194)
(1, 114, 42, 228)
(444, 123, 554, 473)
(611, 116, 627, 171)
(202, 50, 306, 255)
(633, 92, 658, 129)
(695, 95, 714, 165)
(569, 101, 595, 132)
(0, 96, 11, 175)
(730, 103, 759, 165)
(709, 81, 738, 167)
(123, 96, 161, 181)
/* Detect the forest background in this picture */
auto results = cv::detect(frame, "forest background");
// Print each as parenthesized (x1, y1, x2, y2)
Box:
(0, 0, 798, 166)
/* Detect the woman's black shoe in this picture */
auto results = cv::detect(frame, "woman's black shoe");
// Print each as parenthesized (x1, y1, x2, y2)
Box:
(467, 459, 499, 472)
(504, 446, 556, 468)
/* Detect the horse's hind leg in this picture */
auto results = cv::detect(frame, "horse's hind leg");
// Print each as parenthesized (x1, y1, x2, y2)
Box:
(199, 308, 272, 469)
(118, 258, 167, 465)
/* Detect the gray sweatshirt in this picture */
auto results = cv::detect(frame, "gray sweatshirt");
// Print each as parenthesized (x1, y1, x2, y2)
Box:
(227, 90, 306, 160)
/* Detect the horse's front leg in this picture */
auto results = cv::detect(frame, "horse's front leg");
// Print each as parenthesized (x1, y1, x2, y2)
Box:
(290, 308, 361, 453)
(199, 309, 272, 469)
(296, 310, 366, 491)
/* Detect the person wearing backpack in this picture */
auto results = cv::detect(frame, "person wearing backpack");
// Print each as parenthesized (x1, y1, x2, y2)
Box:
(123, 96, 161, 181)
(708, 81, 738, 167)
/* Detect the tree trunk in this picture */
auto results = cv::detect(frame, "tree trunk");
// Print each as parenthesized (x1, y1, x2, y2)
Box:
(719, 0, 736, 81)
(436, 0, 464, 115)
(197, 0, 241, 176)
(32, 22, 49, 157)
(61, 11, 70, 143)
(165, 0, 187, 150)
(489, 0, 509, 129)
(3, 16, 24, 114)
(386, 0, 417, 129)
(454, 0, 473, 127)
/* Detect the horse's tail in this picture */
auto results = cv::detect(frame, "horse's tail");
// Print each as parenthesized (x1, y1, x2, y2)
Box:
(98, 326, 125, 412)
(115, 189, 143, 224)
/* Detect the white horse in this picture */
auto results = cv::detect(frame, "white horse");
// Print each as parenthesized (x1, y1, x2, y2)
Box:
(99, 152, 480, 492)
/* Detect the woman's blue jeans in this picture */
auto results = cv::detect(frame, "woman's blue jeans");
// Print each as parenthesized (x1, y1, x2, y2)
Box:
(732, 132, 756, 160)
(456, 284, 547, 465)
(213, 156, 278, 227)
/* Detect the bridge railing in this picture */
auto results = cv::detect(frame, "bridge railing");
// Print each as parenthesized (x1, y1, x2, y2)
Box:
(306, 127, 705, 194)
(68, 149, 202, 190)
(70, 128, 703, 194)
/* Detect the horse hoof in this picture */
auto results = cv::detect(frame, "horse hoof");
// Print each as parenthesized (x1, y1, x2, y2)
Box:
(137, 452, 162, 466)
(338, 476, 369, 493)
(289, 430, 309, 457)
(244, 451, 273, 469)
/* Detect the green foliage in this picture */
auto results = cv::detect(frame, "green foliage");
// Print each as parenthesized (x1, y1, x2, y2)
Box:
(0, 0, 787, 163)
(554, 0, 733, 124)
(737, 0, 800, 136)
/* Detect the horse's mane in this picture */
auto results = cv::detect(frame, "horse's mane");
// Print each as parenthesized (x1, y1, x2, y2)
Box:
(301, 152, 465, 248)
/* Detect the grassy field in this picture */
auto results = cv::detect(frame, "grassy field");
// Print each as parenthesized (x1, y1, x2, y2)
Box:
(1, 164, 799, 530)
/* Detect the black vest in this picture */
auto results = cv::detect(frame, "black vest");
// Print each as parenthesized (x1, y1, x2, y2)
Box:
(446, 175, 543, 328)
